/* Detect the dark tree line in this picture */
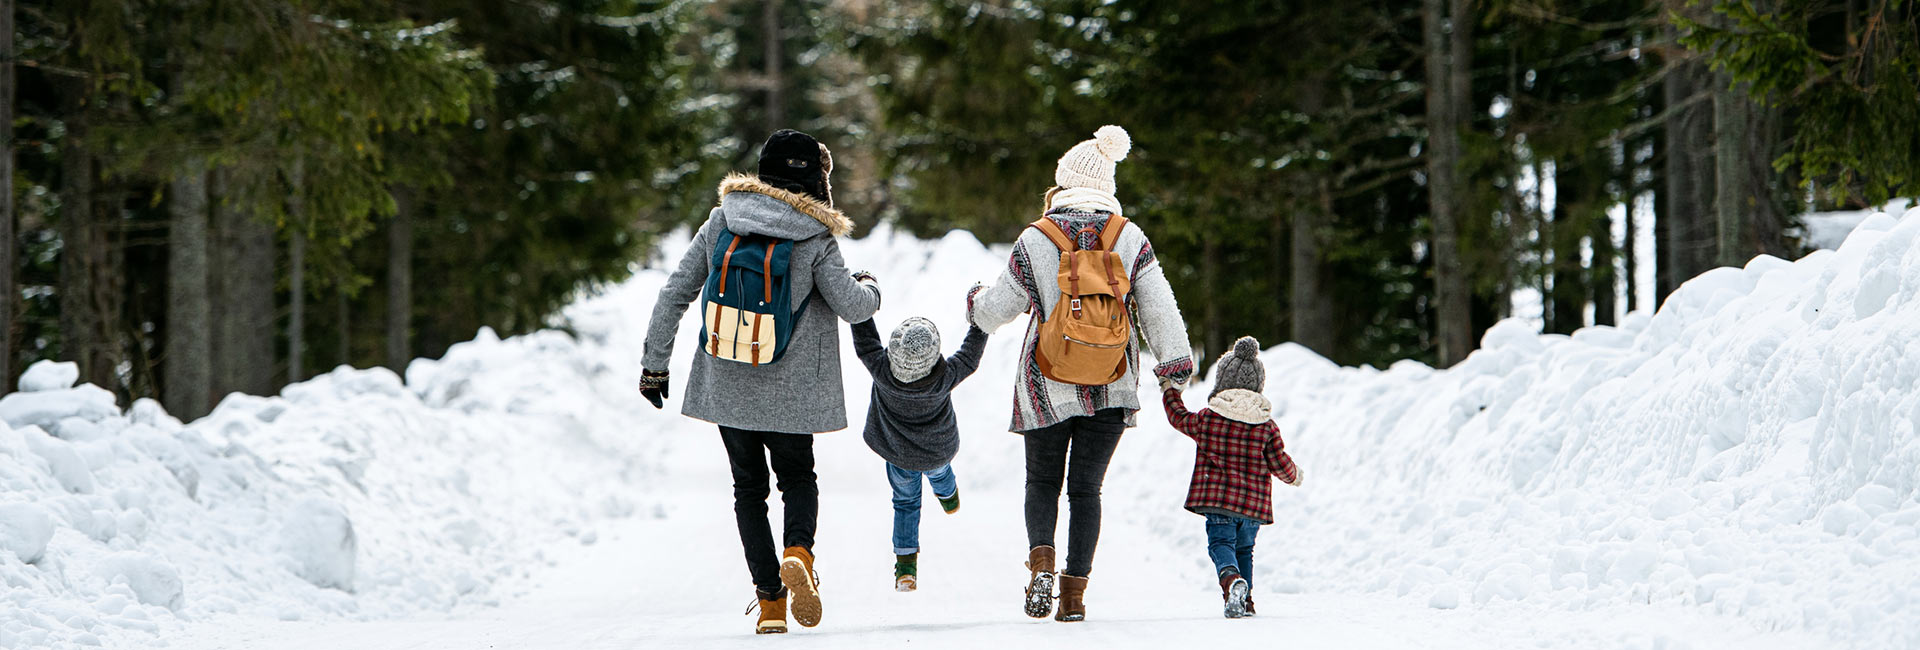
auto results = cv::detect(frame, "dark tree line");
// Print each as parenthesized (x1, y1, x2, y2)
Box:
(4, 0, 1917, 413)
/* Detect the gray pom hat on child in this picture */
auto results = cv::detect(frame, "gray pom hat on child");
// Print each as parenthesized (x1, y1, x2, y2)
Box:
(1209, 336, 1266, 398)
(889, 317, 942, 383)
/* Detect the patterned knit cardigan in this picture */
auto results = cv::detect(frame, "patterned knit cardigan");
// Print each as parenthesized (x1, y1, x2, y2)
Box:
(969, 210, 1195, 432)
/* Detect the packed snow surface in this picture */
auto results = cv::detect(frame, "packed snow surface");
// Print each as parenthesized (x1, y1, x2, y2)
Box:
(3, 207, 1917, 649)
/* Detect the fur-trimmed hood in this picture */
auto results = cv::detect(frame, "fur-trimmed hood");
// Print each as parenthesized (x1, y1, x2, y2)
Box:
(718, 172, 853, 238)
(1207, 388, 1273, 424)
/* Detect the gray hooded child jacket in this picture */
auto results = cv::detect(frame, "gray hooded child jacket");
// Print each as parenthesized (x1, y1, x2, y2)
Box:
(850, 319, 989, 471)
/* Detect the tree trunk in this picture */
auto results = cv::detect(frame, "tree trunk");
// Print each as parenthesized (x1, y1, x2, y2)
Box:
(58, 86, 121, 390)
(1290, 182, 1335, 358)
(1549, 160, 1587, 334)
(386, 187, 413, 372)
(335, 282, 349, 369)
(289, 227, 305, 383)
(1, 0, 13, 391)
(762, 0, 785, 132)
(1660, 45, 1717, 297)
(1744, 102, 1788, 258)
(211, 169, 277, 396)
(1591, 186, 1617, 327)
(164, 162, 212, 419)
(1200, 227, 1222, 364)
(1712, 70, 1750, 268)
(1423, 0, 1472, 365)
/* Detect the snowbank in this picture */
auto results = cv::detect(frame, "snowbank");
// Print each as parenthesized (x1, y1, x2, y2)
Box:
(0, 315, 669, 647)
(1117, 206, 1920, 649)
(1802, 198, 1911, 250)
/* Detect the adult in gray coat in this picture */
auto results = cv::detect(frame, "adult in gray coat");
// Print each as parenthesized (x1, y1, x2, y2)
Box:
(638, 130, 880, 635)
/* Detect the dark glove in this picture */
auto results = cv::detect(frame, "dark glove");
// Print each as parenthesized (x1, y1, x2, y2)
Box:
(639, 369, 670, 409)
(852, 270, 881, 309)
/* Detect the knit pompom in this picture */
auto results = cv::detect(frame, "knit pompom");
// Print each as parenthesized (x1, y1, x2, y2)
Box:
(1093, 125, 1131, 162)
(1231, 336, 1261, 359)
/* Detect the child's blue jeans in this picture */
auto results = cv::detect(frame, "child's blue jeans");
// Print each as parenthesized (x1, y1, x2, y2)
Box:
(1204, 513, 1260, 582)
(886, 462, 957, 555)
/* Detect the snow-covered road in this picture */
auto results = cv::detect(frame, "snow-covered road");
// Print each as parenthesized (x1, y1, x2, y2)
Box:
(177, 433, 1827, 650)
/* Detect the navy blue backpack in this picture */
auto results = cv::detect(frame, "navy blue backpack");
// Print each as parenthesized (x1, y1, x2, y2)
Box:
(700, 228, 806, 365)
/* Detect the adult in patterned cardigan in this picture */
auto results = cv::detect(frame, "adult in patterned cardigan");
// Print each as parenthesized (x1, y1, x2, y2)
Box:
(967, 124, 1195, 623)
(1160, 336, 1302, 618)
(638, 129, 881, 635)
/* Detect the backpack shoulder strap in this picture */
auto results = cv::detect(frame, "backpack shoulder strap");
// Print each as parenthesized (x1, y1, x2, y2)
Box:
(1095, 215, 1129, 252)
(1031, 217, 1077, 252)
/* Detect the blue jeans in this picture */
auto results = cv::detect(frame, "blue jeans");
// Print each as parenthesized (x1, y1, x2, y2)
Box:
(1204, 513, 1260, 584)
(887, 462, 957, 555)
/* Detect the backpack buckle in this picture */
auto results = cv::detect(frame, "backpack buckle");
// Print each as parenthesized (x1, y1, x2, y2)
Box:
(1069, 298, 1083, 314)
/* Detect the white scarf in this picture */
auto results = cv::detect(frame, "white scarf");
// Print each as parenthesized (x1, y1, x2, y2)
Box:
(1207, 389, 1274, 424)
(1048, 186, 1123, 216)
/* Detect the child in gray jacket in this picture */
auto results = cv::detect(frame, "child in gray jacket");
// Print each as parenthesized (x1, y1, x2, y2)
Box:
(849, 314, 988, 592)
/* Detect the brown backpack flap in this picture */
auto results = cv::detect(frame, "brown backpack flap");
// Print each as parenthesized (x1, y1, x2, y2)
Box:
(1029, 215, 1134, 386)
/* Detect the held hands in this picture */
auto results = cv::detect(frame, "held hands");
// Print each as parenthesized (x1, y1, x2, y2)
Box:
(639, 369, 670, 409)
(965, 283, 986, 321)
(1157, 375, 1179, 392)
(851, 270, 881, 309)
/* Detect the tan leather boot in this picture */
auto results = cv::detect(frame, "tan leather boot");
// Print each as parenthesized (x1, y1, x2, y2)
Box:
(1055, 574, 1088, 622)
(1023, 545, 1056, 618)
(752, 589, 787, 634)
(779, 546, 822, 628)
(1220, 573, 1250, 619)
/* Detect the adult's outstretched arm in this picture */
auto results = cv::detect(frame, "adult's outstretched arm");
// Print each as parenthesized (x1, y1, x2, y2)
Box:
(642, 211, 725, 372)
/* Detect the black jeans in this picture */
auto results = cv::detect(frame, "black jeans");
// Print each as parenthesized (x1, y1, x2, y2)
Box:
(1023, 408, 1127, 578)
(720, 426, 819, 595)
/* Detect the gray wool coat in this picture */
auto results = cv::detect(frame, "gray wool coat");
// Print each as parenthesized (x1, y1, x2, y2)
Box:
(642, 173, 881, 434)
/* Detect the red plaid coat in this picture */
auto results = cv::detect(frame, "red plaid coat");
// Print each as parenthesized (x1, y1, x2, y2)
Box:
(1163, 387, 1299, 524)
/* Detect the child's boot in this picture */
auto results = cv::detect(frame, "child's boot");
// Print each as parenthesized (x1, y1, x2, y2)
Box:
(1244, 594, 1257, 616)
(779, 546, 823, 628)
(894, 553, 918, 592)
(1055, 574, 1089, 622)
(750, 587, 787, 634)
(1023, 545, 1056, 618)
(1220, 572, 1250, 619)
(937, 489, 960, 514)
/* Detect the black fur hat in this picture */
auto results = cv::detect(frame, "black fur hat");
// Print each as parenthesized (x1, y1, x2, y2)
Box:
(757, 129, 834, 206)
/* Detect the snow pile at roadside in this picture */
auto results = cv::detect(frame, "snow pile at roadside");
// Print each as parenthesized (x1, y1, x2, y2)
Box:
(0, 323, 667, 647)
(1117, 206, 1920, 649)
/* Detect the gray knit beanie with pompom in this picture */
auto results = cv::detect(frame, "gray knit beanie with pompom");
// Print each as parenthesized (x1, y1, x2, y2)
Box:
(889, 317, 941, 383)
(1209, 336, 1266, 398)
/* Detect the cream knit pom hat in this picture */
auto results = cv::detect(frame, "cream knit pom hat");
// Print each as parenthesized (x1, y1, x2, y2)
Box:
(1054, 125, 1131, 195)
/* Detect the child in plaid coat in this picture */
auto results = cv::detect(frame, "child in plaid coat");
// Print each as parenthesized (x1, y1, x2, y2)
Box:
(1159, 336, 1302, 619)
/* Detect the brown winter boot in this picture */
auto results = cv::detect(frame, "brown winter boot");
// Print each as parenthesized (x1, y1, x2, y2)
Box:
(779, 546, 822, 628)
(1220, 573, 1250, 619)
(1023, 546, 1056, 618)
(751, 588, 787, 634)
(1244, 594, 1257, 616)
(1055, 574, 1088, 622)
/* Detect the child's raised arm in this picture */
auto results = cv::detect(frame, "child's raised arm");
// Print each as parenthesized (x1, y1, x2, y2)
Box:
(1161, 384, 1200, 438)
(849, 318, 888, 378)
(945, 325, 990, 385)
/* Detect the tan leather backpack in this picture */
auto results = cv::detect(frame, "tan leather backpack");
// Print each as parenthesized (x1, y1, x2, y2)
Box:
(1031, 215, 1133, 386)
